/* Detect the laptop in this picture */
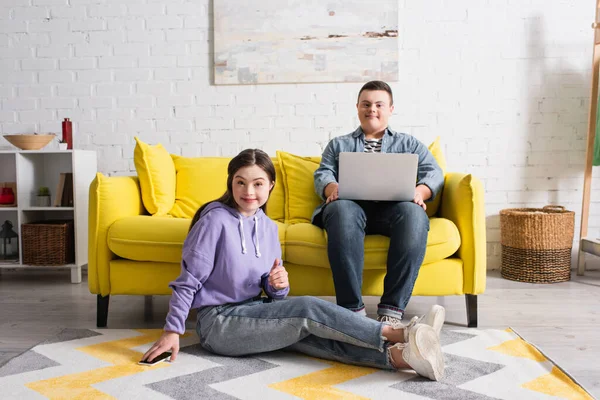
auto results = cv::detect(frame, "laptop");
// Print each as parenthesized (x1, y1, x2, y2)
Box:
(338, 152, 418, 201)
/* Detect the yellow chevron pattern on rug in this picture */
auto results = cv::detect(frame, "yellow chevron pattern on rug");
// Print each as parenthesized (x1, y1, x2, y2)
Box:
(25, 329, 187, 399)
(485, 328, 593, 400)
(487, 328, 547, 362)
(0, 327, 593, 399)
(269, 358, 378, 399)
(523, 366, 594, 400)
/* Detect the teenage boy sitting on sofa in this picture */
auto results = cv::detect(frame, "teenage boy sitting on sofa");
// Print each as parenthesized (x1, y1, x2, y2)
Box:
(312, 80, 444, 327)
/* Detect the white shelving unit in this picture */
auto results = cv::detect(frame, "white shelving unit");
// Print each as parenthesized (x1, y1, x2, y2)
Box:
(0, 149, 97, 283)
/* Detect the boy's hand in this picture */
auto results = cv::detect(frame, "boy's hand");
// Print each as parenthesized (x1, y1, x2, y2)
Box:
(269, 258, 289, 290)
(412, 191, 426, 210)
(412, 185, 430, 211)
(324, 183, 339, 204)
(142, 331, 180, 363)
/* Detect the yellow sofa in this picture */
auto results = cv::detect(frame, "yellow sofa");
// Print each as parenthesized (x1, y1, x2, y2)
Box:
(88, 146, 486, 329)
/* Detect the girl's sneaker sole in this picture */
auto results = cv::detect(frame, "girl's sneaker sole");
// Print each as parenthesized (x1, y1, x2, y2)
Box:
(411, 324, 445, 381)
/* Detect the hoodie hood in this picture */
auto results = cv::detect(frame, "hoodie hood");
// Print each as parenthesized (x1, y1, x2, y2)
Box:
(200, 201, 265, 258)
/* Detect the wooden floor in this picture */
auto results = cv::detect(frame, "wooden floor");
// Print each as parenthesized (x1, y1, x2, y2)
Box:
(0, 267, 598, 397)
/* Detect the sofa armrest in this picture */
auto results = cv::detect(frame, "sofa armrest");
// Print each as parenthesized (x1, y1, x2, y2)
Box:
(439, 172, 486, 294)
(88, 173, 145, 296)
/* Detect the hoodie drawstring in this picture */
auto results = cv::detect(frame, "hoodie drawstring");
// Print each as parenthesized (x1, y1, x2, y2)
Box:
(253, 215, 261, 258)
(238, 215, 261, 257)
(239, 217, 247, 254)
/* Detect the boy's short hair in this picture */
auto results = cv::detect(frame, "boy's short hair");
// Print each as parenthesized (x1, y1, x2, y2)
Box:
(357, 81, 393, 105)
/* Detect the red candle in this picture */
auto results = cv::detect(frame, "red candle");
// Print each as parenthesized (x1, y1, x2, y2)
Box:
(62, 118, 72, 150)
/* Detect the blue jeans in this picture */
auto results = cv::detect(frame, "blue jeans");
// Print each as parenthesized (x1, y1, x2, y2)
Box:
(196, 296, 394, 370)
(317, 200, 429, 319)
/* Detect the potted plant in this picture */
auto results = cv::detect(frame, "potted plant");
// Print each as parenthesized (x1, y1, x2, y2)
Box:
(57, 136, 68, 150)
(37, 186, 51, 207)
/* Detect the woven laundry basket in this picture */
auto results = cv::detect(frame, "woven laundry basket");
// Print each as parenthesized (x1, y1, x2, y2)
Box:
(500, 205, 574, 283)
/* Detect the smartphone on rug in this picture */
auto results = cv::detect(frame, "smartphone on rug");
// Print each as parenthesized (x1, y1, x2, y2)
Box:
(138, 351, 172, 366)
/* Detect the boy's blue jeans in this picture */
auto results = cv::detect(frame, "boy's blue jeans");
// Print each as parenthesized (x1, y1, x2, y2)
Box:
(318, 200, 429, 319)
(196, 296, 394, 369)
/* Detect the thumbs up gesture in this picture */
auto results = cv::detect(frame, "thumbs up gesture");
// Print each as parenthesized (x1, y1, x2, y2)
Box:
(269, 258, 289, 290)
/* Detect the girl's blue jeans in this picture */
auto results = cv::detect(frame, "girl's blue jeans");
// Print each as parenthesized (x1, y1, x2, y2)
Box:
(196, 296, 395, 370)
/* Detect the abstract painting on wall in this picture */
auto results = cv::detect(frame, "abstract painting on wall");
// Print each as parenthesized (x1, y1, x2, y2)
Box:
(213, 0, 398, 85)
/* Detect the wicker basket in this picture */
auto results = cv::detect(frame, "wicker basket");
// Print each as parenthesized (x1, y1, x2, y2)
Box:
(500, 205, 574, 283)
(22, 220, 75, 265)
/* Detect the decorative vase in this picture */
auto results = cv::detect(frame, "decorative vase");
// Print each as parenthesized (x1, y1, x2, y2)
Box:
(62, 118, 73, 150)
(0, 188, 15, 205)
(59, 143, 68, 150)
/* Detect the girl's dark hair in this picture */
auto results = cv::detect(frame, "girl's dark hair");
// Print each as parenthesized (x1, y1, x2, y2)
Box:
(189, 149, 276, 231)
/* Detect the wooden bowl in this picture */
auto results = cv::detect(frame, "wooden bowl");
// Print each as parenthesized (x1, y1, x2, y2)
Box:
(3, 134, 55, 150)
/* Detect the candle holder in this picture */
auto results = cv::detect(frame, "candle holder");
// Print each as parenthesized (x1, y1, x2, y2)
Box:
(0, 220, 18, 260)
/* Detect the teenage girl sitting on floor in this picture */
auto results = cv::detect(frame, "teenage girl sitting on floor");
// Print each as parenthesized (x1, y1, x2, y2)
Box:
(142, 148, 446, 381)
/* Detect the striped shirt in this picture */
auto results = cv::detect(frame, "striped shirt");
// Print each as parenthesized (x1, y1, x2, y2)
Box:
(364, 138, 382, 153)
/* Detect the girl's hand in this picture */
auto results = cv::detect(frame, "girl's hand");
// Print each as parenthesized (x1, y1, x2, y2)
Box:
(142, 331, 180, 363)
(269, 258, 289, 290)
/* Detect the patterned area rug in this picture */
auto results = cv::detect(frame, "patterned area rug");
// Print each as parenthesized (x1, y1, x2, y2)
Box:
(0, 327, 593, 399)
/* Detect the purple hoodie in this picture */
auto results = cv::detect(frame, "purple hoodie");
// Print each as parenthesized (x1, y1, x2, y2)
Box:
(164, 202, 289, 334)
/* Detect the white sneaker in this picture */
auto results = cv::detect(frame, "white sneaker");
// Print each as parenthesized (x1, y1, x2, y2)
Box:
(377, 314, 403, 328)
(379, 305, 445, 340)
(406, 305, 445, 338)
(401, 323, 445, 381)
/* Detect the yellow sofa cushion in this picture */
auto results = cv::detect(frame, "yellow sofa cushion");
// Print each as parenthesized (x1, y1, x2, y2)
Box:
(426, 137, 447, 217)
(168, 156, 229, 219)
(108, 216, 189, 262)
(167, 155, 285, 221)
(108, 216, 288, 263)
(284, 217, 460, 269)
(269, 159, 285, 222)
(428, 136, 447, 171)
(133, 137, 176, 216)
(276, 150, 322, 224)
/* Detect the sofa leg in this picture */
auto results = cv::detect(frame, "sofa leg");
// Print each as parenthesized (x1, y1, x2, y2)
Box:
(465, 294, 477, 328)
(97, 295, 110, 328)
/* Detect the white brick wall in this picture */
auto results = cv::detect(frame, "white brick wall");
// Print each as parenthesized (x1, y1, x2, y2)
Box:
(0, 0, 597, 270)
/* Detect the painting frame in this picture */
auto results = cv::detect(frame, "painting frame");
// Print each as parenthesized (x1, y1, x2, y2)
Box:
(213, 0, 399, 85)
